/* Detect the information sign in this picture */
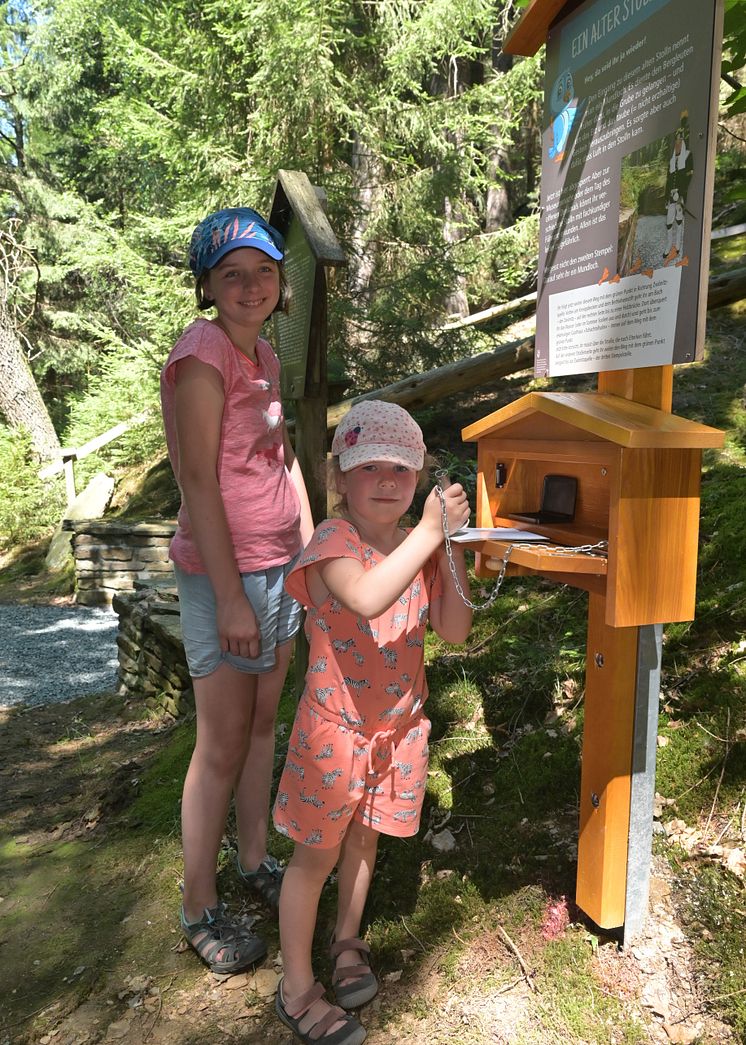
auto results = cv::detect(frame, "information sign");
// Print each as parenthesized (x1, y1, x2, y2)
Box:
(273, 217, 316, 398)
(536, 0, 721, 376)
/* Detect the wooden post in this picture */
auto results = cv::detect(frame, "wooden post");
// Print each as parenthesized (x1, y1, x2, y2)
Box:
(497, 0, 725, 941)
(63, 453, 77, 505)
(292, 267, 330, 693)
(598, 366, 673, 413)
(296, 266, 330, 526)
(576, 365, 672, 931)
(576, 593, 638, 927)
(624, 623, 663, 940)
(462, 375, 722, 937)
(270, 172, 346, 696)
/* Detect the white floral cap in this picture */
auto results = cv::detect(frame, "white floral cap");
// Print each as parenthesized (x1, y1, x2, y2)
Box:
(331, 401, 425, 473)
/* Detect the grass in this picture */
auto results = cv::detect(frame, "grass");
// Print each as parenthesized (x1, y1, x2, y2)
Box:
(676, 860, 746, 1033)
(0, 540, 75, 601)
(1, 310, 746, 1042)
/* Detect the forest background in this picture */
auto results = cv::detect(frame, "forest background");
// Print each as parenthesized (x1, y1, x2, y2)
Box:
(1, 3, 746, 1043)
(0, 0, 545, 541)
(0, 2, 739, 547)
(0, 0, 734, 547)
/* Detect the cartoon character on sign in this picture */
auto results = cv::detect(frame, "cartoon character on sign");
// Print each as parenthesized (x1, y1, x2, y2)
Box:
(548, 69, 578, 163)
(664, 111, 693, 266)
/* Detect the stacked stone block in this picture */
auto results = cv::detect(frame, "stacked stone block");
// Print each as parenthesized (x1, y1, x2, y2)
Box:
(113, 583, 193, 721)
(63, 519, 177, 606)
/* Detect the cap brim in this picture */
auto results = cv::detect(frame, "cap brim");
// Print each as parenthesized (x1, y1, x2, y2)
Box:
(337, 443, 424, 472)
(200, 238, 283, 274)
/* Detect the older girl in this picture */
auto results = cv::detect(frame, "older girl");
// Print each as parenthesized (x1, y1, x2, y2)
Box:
(161, 208, 313, 973)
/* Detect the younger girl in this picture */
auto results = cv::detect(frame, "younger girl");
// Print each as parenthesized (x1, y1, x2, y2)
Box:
(160, 207, 313, 974)
(273, 401, 472, 1045)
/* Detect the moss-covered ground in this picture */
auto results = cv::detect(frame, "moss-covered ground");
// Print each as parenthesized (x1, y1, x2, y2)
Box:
(1, 309, 745, 1044)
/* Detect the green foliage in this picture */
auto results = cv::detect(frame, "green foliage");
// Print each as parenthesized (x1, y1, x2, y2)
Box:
(722, 0, 746, 117)
(457, 212, 539, 308)
(63, 347, 165, 471)
(676, 861, 746, 1037)
(12, 0, 544, 389)
(619, 157, 665, 214)
(714, 148, 746, 231)
(0, 425, 65, 548)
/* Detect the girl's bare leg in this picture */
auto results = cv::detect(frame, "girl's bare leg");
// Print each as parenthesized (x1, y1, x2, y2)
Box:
(181, 662, 257, 922)
(234, 638, 294, 870)
(334, 820, 380, 975)
(279, 841, 348, 1035)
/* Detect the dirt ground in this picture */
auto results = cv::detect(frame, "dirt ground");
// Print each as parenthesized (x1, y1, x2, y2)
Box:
(0, 593, 737, 1045)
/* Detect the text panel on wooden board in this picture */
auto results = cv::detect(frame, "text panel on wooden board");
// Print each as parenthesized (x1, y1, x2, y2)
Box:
(273, 217, 315, 398)
(536, 0, 720, 377)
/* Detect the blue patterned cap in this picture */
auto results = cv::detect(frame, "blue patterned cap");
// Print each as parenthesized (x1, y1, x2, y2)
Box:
(189, 207, 284, 277)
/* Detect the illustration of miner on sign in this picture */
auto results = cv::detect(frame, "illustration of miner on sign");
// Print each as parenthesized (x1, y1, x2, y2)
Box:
(548, 69, 578, 164)
(663, 110, 694, 267)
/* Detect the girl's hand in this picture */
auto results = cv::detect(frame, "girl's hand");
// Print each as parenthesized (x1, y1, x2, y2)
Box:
(422, 482, 470, 540)
(216, 593, 261, 660)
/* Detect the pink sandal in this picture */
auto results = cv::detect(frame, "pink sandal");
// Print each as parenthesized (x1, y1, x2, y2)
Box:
(330, 937, 378, 1009)
(275, 978, 366, 1044)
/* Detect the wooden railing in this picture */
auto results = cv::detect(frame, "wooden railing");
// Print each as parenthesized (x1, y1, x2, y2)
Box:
(39, 410, 150, 504)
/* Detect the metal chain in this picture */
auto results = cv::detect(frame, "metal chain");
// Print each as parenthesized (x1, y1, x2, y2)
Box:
(434, 469, 608, 612)
(435, 470, 508, 611)
(550, 541, 609, 556)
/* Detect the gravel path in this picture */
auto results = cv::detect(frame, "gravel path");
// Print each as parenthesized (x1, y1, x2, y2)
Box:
(0, 603, 119, 708)
(632, 214, 668, 270)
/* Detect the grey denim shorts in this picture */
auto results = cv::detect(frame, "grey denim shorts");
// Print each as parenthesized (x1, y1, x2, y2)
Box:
(173, 558, 302, 678)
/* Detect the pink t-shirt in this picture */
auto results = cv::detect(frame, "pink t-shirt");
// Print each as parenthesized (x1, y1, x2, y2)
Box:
(160, 318, 301, 574)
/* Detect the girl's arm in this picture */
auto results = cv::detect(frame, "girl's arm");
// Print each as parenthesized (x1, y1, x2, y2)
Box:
(429, 543, 473, 644)
(173, 356, 261, 659)
(314, 484, 469, 618)
(283, 426, 315, 547)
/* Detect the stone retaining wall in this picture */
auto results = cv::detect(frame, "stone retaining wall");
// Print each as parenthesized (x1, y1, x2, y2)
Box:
(63, 518, 177, 606)
(113, 583, 193, 721)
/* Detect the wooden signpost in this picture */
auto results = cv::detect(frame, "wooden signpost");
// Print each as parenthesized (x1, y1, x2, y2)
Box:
(269, 169, 346, 525)
(463, 0, 726, 940)
(269, 170, 346, 688)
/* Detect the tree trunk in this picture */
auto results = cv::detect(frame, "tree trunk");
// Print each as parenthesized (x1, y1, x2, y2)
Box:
(344, 132, 384, 380)
(13, 110, 25, 172)
(442, 56, 472, 320)
(349, 131, 380, 305)
(485, 43, 514, 231)
(0, 316, 61, 462)
(443, 194, 470, 319)
(485, 141, 513, 231)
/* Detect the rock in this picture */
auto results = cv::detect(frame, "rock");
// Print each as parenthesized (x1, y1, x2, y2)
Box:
(725, 847, 746, 878)
(249, 968, 280, 997)
(428, 828, 457, 853)
(221, 973, 250, 991)
(104, 1012, 134, 1040)
(662, 1022, 701, 1043)
(641, 980, 670, 1018)
(45, 473, 115, 573)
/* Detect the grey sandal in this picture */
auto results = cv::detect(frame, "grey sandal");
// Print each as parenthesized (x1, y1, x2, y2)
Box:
(275, 978, 366, 1045)
(330, 937, 378, 1009)
(236, 853, 284, 911)
(180, 902, 266, 975)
